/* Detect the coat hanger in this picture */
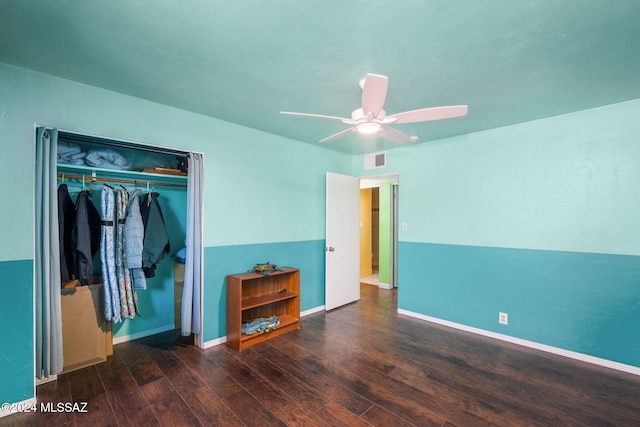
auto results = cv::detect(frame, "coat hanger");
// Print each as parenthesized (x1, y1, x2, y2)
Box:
(89, 171, 96, 193)
(147, 181, 152, 206)
(103, 178, 114, 189)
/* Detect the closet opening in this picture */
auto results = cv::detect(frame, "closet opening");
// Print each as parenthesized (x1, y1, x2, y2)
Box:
(43, 128, 201, 377)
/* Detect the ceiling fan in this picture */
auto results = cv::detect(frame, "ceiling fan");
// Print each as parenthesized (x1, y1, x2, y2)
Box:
(281, 73, 468, 144)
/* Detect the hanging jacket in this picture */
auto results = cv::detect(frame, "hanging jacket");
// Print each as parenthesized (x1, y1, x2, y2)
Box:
(140, 192, 170, 278)
(58, 184, 76, 283)
(124, 189, 147, 291)
(130, 268, 147, 294)
(124, 189, 144, 269)
(71, 190, 101, 285)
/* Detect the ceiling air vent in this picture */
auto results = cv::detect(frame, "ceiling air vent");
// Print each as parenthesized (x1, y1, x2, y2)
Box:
(364, 151, 386, 170)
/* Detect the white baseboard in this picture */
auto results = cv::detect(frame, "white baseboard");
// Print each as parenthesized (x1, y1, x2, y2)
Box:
(301, 305, 325, 316)
(112, 324, 176, 345)
(201, 305, 326, 349)
(202, 336, 226, 349)
(398, 309, 640, 377)
(36, 375, 57, 386)
(0, 397, 37, 418)
(378, 282, 392, 290)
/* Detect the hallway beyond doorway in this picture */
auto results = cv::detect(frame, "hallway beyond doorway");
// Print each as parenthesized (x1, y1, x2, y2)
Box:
(360, 272, 379, 286)
(360, 173, 399, 289)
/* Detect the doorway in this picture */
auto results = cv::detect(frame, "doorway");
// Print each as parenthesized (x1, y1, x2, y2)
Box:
(359, 174, 399, 289)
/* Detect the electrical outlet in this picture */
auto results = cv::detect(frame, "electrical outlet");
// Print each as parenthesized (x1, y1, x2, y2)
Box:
(499, 312, 508, 325)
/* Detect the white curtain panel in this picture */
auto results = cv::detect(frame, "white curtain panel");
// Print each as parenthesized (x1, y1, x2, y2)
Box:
(182, 152, 204, 336)
(35, 126, 64, 378)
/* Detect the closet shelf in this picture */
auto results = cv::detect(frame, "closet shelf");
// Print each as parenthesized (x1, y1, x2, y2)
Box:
(241, 291, 298, 311)
(239, 314, 299, 344)
(57, 163, 187, 183)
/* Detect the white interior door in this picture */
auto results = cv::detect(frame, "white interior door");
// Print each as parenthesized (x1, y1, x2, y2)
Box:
(325, 172, 360, 311)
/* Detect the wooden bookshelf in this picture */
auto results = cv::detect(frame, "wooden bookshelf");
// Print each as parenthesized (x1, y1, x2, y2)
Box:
(226, 267, 300, 351)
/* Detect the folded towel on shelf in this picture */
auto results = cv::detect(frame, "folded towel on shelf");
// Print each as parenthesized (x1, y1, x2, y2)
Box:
(85, 149, 129, 170)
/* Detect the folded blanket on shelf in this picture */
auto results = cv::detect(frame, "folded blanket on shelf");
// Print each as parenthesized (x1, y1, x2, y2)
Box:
(58, 141, 82, 156)
(57, 142, 87, 165)
(241, 315, 280, 335)
(58, 151, 87, 165)
(85, 149, 129, 170)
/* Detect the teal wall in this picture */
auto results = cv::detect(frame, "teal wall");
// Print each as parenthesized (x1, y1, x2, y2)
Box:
(367, 101, 640, 254)
(399, 243, 640, 366)
(355, 99, 640, 367)
(0, 260, 34, 404)
(0, 62, 350, 406)
(203, 240, 326, 341)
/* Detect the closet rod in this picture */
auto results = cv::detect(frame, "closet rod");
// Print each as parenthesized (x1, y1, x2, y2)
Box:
(57, 173, 187, 189)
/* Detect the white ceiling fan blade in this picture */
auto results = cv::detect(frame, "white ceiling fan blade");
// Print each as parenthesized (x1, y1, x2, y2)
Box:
(388, 105, 468, 124)
(280, 111, 350, 122)
(319, 127, 356, 143)
(361, 74, 388, 117)
(379, 126, 415, 144)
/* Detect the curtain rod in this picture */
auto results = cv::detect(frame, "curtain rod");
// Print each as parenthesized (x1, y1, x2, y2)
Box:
(57, 173, 187, 189)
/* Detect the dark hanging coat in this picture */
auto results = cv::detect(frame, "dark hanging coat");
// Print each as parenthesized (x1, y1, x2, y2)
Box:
(140, 192, 170, 278)
(71, 190, 102, 285)
(58, 184, 76, 283)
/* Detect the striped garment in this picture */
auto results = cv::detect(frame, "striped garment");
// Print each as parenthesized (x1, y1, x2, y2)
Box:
(100, 185, 121, 323)
(116, 188, 136, 319)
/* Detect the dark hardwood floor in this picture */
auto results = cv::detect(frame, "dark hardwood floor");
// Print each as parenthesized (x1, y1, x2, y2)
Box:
(4, 283, 640, 426)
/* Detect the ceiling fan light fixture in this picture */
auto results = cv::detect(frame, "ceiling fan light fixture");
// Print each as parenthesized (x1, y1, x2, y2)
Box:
(357, 122, 381, 135)
(281, 73, 468, 144)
